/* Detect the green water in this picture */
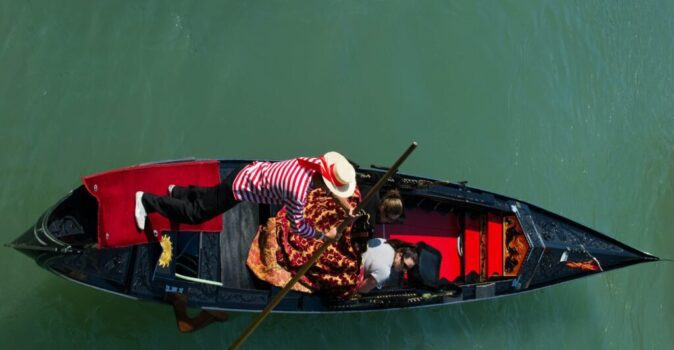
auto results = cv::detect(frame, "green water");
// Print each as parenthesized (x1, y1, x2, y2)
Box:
(1, 1, 673, 349)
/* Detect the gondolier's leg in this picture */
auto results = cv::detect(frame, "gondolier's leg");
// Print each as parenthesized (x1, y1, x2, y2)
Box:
(170, 185, 209, 201)
(141, 164, 246, 224)
(171, 164, 246, 202)
(141, 192, 215, 224)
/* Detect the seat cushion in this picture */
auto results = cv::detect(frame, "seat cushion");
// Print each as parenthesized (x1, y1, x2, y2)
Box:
(83, 161, 222, 248)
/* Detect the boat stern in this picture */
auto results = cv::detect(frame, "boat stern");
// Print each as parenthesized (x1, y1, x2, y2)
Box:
(7, 186, 99, 262)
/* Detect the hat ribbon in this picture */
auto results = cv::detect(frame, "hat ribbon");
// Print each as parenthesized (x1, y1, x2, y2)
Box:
(319, 156, 346, 187)
(296, 157, 347, 187)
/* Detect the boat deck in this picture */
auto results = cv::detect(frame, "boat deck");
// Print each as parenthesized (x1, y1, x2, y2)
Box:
(219, 201, 260, 289)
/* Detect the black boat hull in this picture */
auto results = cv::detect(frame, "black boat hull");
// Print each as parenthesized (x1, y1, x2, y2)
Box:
(8, 159, 658, 313)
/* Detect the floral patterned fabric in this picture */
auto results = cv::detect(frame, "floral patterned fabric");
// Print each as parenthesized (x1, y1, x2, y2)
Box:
(247, 188, 362, 298)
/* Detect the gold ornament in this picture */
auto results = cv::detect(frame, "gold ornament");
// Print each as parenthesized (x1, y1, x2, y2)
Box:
(158, 235, 173, 268)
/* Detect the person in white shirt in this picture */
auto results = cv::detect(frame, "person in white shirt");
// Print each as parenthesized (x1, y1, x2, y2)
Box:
(358, 238, 418, 293)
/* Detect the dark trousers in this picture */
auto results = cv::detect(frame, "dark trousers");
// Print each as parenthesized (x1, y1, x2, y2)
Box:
(141, 164, 246, 224)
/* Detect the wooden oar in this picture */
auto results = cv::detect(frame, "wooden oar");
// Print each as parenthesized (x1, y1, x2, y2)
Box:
(229, 142, 418, 350)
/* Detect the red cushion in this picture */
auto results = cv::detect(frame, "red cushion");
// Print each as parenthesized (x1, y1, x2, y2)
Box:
(379, 208, 462, 281)
(486, 213, 503, 277)
(83, 161, 222, 248)
(463, 214, 481, 277)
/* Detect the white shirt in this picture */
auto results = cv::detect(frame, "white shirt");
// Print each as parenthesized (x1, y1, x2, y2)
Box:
(361, 238, 395, 289)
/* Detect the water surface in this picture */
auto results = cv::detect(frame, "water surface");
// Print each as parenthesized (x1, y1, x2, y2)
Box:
(1, 1, 673, 349)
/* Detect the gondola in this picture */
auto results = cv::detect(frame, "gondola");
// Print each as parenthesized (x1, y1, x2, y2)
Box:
(7, 159, 658, 313)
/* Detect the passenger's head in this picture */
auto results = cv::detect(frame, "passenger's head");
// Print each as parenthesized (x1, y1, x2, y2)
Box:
(379, 189, 403, 223)
(386, 239, 418, 272)
(393, 246, 418, 272)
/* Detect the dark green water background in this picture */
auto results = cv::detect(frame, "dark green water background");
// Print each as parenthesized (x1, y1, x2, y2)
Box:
(2, 1, 673, 349)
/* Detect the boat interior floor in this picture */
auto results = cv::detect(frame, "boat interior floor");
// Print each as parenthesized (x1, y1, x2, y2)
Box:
(173, 164, 516, 294)
(213, 199, 513, 293)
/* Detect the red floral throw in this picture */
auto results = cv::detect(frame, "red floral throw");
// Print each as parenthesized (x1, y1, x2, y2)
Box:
(247, 188, 362, 299)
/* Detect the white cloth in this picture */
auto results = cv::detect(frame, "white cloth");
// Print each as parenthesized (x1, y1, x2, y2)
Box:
(361, 238, 395, 289)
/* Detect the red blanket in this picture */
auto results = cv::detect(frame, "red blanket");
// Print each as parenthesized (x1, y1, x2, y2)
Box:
(83, 161, 222, 248)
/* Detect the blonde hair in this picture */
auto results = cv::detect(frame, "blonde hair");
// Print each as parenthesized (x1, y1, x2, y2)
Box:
(379, 189, 403, 219)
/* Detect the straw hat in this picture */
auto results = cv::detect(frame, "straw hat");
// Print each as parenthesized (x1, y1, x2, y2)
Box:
(318, 151, 356, 198)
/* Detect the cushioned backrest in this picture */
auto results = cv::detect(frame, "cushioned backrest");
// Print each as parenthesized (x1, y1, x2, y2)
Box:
(463, 213, 482, 281)
(486, 213, 504, 277)
(408, 241, 441, 288)
(383, 207, 462, 282)
(82, 160, 222, 248)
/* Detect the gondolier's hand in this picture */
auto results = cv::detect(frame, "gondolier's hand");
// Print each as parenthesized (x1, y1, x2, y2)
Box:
(345, 205, 364, 221)
(334, 195, 358, 220)
(346, 207, 359, 220)
(323, 227, 338, 242)
(347, 208, 365, 220)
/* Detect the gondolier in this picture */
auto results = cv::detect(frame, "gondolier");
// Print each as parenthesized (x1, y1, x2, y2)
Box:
(134, 152, 358, 240)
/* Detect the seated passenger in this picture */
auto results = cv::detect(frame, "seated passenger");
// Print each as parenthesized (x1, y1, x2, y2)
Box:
(351, 188, 404, 241)
(357, 238, 419, 293)
(362, 188, 404, 224)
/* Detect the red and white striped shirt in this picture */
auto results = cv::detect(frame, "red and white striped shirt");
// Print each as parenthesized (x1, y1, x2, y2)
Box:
(232, 157, 321, 238)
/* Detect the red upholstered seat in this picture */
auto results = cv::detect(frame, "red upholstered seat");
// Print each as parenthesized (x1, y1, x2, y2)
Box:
(486, 213, 504, 277)
(83, 161, 223, 248)
(463, 213, 481, 278)
(377, 208, 462, 282)
(375, 208, 505, 283)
